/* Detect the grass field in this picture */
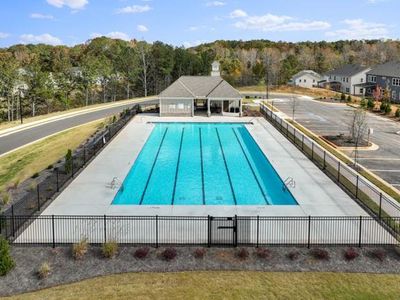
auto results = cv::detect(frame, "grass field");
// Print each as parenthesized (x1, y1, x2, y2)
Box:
(0, 119, 107, 192)
(7, 271, 400, 300)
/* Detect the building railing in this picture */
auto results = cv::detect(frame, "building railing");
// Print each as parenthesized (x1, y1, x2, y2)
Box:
(0, 215, 398, 247)
(260, 103, 400, 225)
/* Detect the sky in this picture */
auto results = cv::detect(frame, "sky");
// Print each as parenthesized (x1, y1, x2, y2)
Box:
(0, 0, 398, 48)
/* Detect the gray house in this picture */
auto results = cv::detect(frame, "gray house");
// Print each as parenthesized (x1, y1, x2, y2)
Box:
(362, 62, 400, 103)
(322, 64, 371, 95)
(159, 62, 243, 117)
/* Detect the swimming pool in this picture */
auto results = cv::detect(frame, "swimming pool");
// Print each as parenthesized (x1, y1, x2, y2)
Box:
(113, 123, 297, 206)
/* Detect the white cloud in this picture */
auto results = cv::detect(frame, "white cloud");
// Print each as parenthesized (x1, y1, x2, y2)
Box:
(20, 33, 62, 45)
(30, 13, 54, 19)
(206, 1, 226, 7)
(137, 25, 149, 32)
(0, 32, 9, 39)
(183, 40, 208, 48)
(46, 0, 88, 9)
(230, 9, 247, 18)
(326, 19, 389, 40)
(116, 5, 152, 14)
(91, 31, 130, 41)
(231, 10, 330, 32)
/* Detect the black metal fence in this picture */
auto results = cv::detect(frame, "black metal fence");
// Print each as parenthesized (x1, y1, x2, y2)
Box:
(1, 105, 139, 220)
(1, 215, 398, 247)
(260, 103, 400, 222)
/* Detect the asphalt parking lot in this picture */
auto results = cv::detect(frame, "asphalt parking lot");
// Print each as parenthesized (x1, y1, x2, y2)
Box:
(269, 96, 400, 189)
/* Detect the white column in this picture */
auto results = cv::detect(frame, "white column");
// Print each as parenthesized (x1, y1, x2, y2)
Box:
(207, 99, 211, 117)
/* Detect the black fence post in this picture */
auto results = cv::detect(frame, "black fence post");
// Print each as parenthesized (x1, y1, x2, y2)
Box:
(379, 193, 383, 219)
(234, 215, 238, 247)
(37, 184, 41, 211)
(52, 215, 55, 248)
(155, 215, 159, 248)
(256, 216, 259, 248)
(301, 135, 304, 151)
(207, 215, 211, 248)
(11, 205, 15, 238)
(356, 176, 359, 199)
(104, 215, 107, 243)
(56, 168, 59, 192)
(307, 216, 311, 248)
(323, 151, 326, 170)
(311, 143, 314, 161)
(358, 216, 362, 247)
(83, 147, 86, 165)
(337, 162, 341, 182)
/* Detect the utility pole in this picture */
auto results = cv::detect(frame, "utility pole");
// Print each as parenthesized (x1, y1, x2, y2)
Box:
(18, 87, 23, 124)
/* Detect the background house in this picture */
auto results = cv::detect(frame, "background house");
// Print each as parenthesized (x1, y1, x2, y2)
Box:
(322, 64, 371, 95)
(289, 70, 323, 89)
(363, 62, 400, 103)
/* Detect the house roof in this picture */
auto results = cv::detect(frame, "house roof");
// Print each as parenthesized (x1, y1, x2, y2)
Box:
(291, 70, 323, 81)
(325, 64, 370, 77)
(367, 61, 400, 77)
(159, 76, 242, 99)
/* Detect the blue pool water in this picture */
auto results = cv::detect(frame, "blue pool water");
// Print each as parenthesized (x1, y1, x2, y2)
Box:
(113, 123, 297, 206)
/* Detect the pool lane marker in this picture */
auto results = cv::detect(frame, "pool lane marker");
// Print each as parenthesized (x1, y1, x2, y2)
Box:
(199, 128, 206, 205)
(232, 128, 269, 205)
(171, 128, 185, 205)
(215, 128, 237, 205)
(139, 128, 169, 205)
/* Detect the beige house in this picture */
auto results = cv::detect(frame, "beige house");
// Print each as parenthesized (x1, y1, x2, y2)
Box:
(158, 62, 243, 117)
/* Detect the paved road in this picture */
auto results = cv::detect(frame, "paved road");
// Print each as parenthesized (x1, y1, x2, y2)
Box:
(0, 98, 158, 156)
(244, 92, 400, 188)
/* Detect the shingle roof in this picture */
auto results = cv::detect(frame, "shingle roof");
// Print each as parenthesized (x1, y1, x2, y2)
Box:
(325, 64, 370, 77)
(291, 70, 323, 81)
(159, 76, 242, 99)
(367, 62, 400, 77)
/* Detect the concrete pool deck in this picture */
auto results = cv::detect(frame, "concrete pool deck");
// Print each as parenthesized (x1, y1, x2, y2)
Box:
(39, 114, 367, 217)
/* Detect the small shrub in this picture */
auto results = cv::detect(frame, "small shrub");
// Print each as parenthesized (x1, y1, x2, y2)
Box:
(385, 103, 392, 114)
(31, 172, 39, 179)
(1, 192, 10, 205)
(237, 248, 249, 260)
(367, 98, 375, 109)
(102, 241, 118, 259)
(287, 250, 300, 261)
(193, 248, 207, 259)
(134, 247, 150, 259)
(0, 237, 15, 276)
(47, 164, 53, 170)
(347, 95, 352, 102)
(72, 238, 88, 260)
(29, 181, 37, 192)
(340, 93, 346, 101)
(65, 149, 73, 174)
(310, 248, 330, 260)
(360, 98, 367, 108)
(369, 249, 386, 261)
(343, 248, 359, 261)
(255, 248, 271, 259)
(162, 248, 177, 261)
(395, 108, 400, 118)
(37, 262, 51, 279)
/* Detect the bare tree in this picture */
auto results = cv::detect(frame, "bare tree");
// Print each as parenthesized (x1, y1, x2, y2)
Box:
(348, 108, 368, 169)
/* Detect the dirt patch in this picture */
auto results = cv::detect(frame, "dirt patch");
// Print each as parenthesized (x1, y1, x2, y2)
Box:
(323, 135, 370, 148)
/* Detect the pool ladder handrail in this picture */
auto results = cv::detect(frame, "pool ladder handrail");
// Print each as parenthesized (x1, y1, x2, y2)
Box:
(283, 177, 295, 191)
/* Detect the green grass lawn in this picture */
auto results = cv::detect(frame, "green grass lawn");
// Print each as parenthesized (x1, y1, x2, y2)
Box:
(7, 271, 400, 300)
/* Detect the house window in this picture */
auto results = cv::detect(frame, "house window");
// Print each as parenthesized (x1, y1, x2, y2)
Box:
(313, 79, 315, 83)
(334, 76, 336, 80)
(346, 78, 349, 83)
(304, 79, 307, 83)
(392, 78, 400, 86)
(299, 79, 302, 83)
(367, 88, 371, 93)
(360, 88, 363, 94)
(392, 91, 397, 99)
(361, 78, 364, 83)
(346, 88, 350, 93)
(369, 75, 377, 83)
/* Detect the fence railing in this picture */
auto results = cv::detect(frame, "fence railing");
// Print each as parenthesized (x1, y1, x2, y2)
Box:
(0, 215, 398, 247)
(1, 105, 139, 221)
(260, 103, 400, 224)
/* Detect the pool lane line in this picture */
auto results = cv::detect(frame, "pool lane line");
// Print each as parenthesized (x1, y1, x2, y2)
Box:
(139, 127, 169, 205)
(232, 128, 270, 205)
(171, 128, 185, 205)
(215, 128, 237, 205)
(199, 128, 206, 205)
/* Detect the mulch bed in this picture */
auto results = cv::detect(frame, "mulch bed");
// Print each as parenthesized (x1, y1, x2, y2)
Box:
(323, 135, 370, 147)
(1, 246, 400, 297)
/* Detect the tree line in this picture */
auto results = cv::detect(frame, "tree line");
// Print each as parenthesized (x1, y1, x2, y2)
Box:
(1, 38, 400, 122)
